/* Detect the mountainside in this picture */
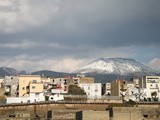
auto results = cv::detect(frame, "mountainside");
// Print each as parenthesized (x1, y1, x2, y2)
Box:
(78, 58, 156, 75)
(0, 67, 26, 76)
(0, 67, 18, 76)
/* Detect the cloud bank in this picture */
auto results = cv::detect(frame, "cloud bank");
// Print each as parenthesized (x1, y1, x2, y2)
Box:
(0, 0, 160, 72)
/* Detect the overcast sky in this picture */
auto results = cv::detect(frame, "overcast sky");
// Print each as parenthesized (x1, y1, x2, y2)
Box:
(0, 0, 160, 73)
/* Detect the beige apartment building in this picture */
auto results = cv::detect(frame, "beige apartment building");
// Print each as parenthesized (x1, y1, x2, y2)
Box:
(18, 75, 42, 97)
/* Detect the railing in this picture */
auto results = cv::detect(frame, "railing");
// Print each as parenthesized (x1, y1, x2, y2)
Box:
(64, 95, 121, 100)
(64, 95, 87, 98)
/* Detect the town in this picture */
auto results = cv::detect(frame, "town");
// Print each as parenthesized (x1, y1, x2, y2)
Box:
(0, 74, 160, 104)
(0, 74, 160, 119)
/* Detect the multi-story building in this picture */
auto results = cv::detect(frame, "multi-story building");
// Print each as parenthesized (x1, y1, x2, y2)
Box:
(111, 80, 127, 97)
(140, 76, 160, 101)
(79, 83, 101, 99)
(125, 83, 139, 101)
(18, 75, 42, 97)
(4, 76, 19, 96)
(79, 77, 94, 83)
(7, 75, 45, 103)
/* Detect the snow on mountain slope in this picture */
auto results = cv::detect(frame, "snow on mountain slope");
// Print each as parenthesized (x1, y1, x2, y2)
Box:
(78, 58, 155, 75)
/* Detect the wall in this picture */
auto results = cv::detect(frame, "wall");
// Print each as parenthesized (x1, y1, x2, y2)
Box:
(111, 107, 143, 120)
(7, 93, 45, 104)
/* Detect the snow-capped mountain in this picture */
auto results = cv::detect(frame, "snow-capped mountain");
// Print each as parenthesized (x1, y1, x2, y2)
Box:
(78, 58, 156, 75)
(0, 67, 26, 76)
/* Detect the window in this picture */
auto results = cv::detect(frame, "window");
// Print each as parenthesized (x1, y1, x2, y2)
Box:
(95, 89, 98, 92)
(22, 87, 25, 90)
(32, 86, 35, 89)
(35, 93, 39, 97)
(88, 86, 90, 90)
(32, 80, 37, 83)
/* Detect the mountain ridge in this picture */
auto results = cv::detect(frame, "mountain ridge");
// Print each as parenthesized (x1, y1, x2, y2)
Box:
(77, 58, 156, 75)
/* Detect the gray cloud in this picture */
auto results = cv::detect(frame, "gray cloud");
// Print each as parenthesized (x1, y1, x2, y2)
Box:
(0, 0, 160, 72)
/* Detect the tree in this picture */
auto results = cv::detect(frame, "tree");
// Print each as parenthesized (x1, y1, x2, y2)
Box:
(151, 91, 157, 98)
(151, 91, 158, 101)
(68, 85, 86, 95)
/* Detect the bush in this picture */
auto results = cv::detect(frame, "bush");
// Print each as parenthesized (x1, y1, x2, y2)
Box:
(45, 96, 49, 101)
(3, 92, 11, 96)
(68, 85, 86, 95)
(126, 99, 136, 106)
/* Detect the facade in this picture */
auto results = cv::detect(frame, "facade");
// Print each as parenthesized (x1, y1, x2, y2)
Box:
(79, 83, 102, 99)
(79, 77, 94, 83)
(7, 75, 45, 104)
(125, 83, 139, 101)
(4, 76, 19, 96)
(111, 80, 127, 96)
(141, 76, 160, 101)
(18, 75, 42, 97)
(102, 83, 111, 95)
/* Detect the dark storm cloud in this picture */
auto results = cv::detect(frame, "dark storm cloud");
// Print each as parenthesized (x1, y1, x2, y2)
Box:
(1, 0, 160, 48)
(0, 0, 160, 72)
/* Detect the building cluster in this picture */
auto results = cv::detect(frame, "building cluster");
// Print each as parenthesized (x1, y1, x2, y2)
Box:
(0, 74, 160, 104)
(1, 74, 101, 104)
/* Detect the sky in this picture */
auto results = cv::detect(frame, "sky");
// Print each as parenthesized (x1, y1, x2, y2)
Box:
(0, 0, 160, 73)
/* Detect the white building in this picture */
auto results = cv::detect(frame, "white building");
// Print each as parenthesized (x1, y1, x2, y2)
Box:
(125, 83, 139, 101)
(140, 76, 160, 101)
(7, 93, 45, 104)
(79, 83, 102, 99)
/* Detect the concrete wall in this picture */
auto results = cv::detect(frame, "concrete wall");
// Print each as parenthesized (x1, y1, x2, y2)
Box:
(111, 107, 143, 120)
(83, 110, 109, 120)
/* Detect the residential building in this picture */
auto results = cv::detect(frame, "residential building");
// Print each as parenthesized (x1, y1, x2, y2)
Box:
(7, 75, 45, 104)
(79, 83, 101, 99)
(140, 76, 160, 101)
(125, 83, 139, 101)
(111, 80, 127, 97)
(18, 75, 42, 97)
(4, 76, 19, 96)
(79, 76, 94, 83)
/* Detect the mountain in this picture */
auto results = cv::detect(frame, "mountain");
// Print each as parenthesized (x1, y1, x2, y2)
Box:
(78, 58, 156, 75)
(77, 58, 158, 82)
(0, 67, 18, 76)
(0, 67, 26, 76)
(31, 70, 75, 78)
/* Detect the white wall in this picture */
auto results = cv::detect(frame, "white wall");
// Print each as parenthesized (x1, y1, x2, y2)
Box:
(49, 94, 64, 101)
(7, 97, 30, 104)
(79, 83, 102, 99)
(145, 76, 160, 100)
(29, 92, 45, 103)
(7, 93, 45, 104)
